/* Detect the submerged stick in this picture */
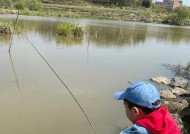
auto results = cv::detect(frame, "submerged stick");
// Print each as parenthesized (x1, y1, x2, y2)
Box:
(8, 10, 19, 53)
(23, 34, 98, 134)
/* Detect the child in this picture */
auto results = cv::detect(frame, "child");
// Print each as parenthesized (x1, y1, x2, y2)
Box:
(114, 81, 181, 134)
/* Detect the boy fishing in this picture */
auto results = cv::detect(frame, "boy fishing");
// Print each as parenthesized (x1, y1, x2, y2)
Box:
(114, 81, 181, 134)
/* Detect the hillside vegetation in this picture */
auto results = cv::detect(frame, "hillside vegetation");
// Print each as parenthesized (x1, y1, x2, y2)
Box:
(0, 0, 190, 25)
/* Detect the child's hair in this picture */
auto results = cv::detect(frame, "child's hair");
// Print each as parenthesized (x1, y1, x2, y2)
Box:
(124, 99, 158, 114)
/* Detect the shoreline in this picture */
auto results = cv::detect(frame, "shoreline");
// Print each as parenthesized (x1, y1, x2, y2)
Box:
(0, 4, 190, 26)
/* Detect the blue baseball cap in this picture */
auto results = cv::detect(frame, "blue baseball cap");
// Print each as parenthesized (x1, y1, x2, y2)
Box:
(114, 82, 161, 109)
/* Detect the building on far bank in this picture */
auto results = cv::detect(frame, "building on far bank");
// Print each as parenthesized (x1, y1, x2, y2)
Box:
(154, 0, 183, 9)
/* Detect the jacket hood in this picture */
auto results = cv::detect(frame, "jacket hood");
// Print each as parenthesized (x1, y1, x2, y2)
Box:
(135, 106, 181, 134)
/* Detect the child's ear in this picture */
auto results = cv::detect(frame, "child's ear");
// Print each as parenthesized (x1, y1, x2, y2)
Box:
(132, 107, 140, 116)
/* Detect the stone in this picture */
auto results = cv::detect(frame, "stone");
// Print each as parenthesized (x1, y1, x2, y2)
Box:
(150, 76, 170, 85)
(129, 14, 135, 17)
(11, 10, 17, 14)
(170, 87, 190, 96)
(180, 99, 189, 107)
(181, 115, 190, 134)
(171, 114, 187, 134)
(179, 102, 190, 118)
(162, 100, 188, 113)
(160, 89, 176, 99)
(170, 77, 188, 88)
(0, 10, 5, 14)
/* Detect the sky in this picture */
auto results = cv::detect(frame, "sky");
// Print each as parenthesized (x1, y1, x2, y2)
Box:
(182, 0, 190, 6)
(156, 0, 190, 6)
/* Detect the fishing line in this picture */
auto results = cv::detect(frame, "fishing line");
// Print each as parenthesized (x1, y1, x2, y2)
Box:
(23, 34, 98, 134)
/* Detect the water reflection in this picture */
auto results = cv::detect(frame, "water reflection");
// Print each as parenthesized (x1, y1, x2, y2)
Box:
(88, 25, 147, 47)
(150, 27, 190, 45)
(56, 36, 83, 46)
(16, 19, 85, 46)
(0, 35, 11, 45)
(1, 17, 189, 47)
(0, 19, 11, 46)
(167, 28, 190, 44)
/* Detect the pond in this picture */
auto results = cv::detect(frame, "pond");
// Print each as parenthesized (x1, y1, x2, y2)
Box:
(0, 14, 190, 134)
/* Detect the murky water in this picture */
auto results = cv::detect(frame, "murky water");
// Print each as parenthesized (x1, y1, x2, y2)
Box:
(0, 14, 190, 134)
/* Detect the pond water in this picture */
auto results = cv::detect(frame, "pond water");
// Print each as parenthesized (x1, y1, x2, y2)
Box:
(0, 14, 190, 134)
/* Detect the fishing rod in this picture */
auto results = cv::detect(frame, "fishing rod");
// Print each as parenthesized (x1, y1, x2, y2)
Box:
(8, 10, 22, 134)
(23, 34, 98, 134)
(8, 10, 98, 133)
(9, 52, 22, 134)
(9, 52, 21, 93)
(8, 9, 21, 92)
(8, 10, 19, 53)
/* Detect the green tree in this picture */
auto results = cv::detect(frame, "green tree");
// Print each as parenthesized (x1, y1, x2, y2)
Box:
(163, 6, 190, 25)
(151, 5, 167, 13)
(14, 0, 24, 9)
(0, 0, 13, 8)
(108, 0, 117, 6)
(174, 6, 190, 22)
(108, 0, 143, 7)
(142, 0, 151, 8)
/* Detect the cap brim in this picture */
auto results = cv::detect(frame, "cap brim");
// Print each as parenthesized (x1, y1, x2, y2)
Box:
(114, 92, 124, 100)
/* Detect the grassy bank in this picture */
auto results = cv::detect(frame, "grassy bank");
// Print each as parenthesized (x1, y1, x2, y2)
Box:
(41, 3, 170, 23)
(0, 21, 12, 34)
(0, 3, 171, 24)
(0, 0, 190, 25)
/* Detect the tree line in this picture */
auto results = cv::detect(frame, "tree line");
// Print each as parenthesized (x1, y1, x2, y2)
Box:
(0, 0, 41, 10)
(89, 0, 151, 8)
